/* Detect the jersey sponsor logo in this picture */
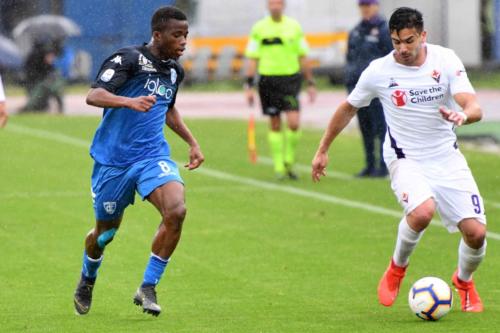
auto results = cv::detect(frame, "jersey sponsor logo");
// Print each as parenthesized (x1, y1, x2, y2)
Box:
(103, 201, 117, 215)
(262, 37, 284, 45)
(431, 69, 441, 83)
(100, 69, 115, 82)
(408, 86, 444, 104)
(110, 55, 122, 65)
(170, 68, 177, 84)
(139, 53, 157, 72)
(391, 90, 407, 107)
(144, 77, 174, 98)
(388, 77, 399, 88)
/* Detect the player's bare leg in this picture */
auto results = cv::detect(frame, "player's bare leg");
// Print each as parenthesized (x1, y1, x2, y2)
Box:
(74, 217, 123, 315)
(452, 218, 486, 312)
(134, 182, 186, 316)
(378, 198, 434, 306)
(268, 115, 286, 179)
(284, 110, 301, 180)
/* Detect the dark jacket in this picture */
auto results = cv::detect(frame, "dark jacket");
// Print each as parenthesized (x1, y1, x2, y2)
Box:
(345, 15, 392, 88)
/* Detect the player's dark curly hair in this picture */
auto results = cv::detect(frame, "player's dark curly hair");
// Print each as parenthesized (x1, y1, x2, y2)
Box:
(389, 7, 424, 33)
(151, 6, 187, 33)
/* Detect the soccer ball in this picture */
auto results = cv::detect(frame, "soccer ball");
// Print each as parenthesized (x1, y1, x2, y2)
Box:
(408, 277, 453, 321)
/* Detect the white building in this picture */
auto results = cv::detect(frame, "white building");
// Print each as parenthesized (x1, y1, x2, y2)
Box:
(187, 0, 481, 67)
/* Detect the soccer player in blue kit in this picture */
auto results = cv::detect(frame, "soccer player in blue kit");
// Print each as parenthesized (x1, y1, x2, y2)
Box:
(73, 6, 204, 316)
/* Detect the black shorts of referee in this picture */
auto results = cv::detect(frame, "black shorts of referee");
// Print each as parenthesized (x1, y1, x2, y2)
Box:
(258, 73, 302, 116)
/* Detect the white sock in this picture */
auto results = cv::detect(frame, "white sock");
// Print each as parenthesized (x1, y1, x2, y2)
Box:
(392, 217, 424, 267)
(458, 238, 486, 282)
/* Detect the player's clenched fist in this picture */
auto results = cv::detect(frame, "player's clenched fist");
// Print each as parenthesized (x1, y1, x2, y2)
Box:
(129, 95, 157, 112)
(439, 106, 467, 126)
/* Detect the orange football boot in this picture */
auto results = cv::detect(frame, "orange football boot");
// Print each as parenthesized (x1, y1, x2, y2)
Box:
(377, 259, 407, 306)
(452, 270, 483, 312)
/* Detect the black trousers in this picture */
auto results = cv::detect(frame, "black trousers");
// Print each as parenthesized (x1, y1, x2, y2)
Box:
(356, 98, 387, 171)
(347, 82, 387, 171)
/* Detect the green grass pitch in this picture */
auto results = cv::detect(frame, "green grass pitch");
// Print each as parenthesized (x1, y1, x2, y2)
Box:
(0, 115, 499, 332)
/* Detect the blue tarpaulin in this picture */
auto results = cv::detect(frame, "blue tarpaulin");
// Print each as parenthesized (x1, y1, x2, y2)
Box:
(495, 0, 500, 60)
(64, 0, 176, 78)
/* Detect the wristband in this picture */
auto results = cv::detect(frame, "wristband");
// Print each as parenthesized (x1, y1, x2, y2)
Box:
(459, 111, 468, 124)
(244, 76, 255, 88)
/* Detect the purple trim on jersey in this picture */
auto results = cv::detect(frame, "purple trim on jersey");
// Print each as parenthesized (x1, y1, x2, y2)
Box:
(387, 127, 405, 159)
(454, 141, 458, 149)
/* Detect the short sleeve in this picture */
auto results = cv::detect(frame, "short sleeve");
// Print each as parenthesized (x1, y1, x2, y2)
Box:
(91, 48, 137, 93)
(445, 50, 475, 96)
(346, 65, 377, 108)
(296, 24, 309, 56)
(0, 75, 5, 102)
(245, 24, 261, 59)
(170, 63, 185, 108)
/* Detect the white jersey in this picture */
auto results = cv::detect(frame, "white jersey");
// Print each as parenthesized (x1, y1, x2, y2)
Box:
(347, 43, 474, 164)
(0, 75, 5, 102)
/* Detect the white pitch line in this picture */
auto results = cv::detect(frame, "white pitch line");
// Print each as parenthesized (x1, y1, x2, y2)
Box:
(5, 123, 500, 241)
(258, 157, 500, 210)
(486, 201, 500, 210)
(7, 123, 89, 148)
(0, 190, 86, 199)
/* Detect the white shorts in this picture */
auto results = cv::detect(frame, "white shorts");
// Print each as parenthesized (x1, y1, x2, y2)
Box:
(388, 150, 486, 232)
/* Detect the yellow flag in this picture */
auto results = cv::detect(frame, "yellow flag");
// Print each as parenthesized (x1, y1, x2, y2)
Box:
(247, 114, 257, 163)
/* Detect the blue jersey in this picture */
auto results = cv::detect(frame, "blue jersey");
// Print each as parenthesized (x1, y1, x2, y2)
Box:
(90, 44, 184, 167)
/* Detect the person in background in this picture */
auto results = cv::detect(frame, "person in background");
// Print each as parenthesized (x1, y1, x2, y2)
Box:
(0, 73, 8, 127)
(244, 0, 316, 180)
(20, 39, 65, 113)
(345, 0, 392, 177)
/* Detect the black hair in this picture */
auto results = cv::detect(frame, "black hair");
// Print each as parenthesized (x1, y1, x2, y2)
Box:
(389, 7, 424, 33)
(151, 6, 187, 33)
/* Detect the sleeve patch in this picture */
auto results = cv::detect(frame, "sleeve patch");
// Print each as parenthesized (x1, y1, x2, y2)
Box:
(100, 69, 115, 82)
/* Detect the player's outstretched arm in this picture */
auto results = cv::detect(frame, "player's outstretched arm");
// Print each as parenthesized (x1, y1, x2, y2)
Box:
(439, 92, 482, 126)
(86, 88, 156, 112)
(166, 106, 204, 170)
(312, 101, 358, 182)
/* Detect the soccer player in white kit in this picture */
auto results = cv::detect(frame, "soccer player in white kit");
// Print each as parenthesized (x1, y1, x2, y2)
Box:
(312, 7, 486, 312)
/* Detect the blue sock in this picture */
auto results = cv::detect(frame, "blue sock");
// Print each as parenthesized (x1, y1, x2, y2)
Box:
(141, 253, 169, 287)
(81, 251, 103, 283)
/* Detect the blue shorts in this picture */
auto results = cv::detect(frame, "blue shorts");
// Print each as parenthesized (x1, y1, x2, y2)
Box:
(91, 156, 183, 221)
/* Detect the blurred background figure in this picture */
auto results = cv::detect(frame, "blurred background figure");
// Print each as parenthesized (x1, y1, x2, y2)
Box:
(345, 0, 392, 178)
(19, 38, 65, 113)
(0, 34, 23, 70)
(13, 15, 81, 113)
(244, 0, 316, 180)
(0, 73, 8, 127)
